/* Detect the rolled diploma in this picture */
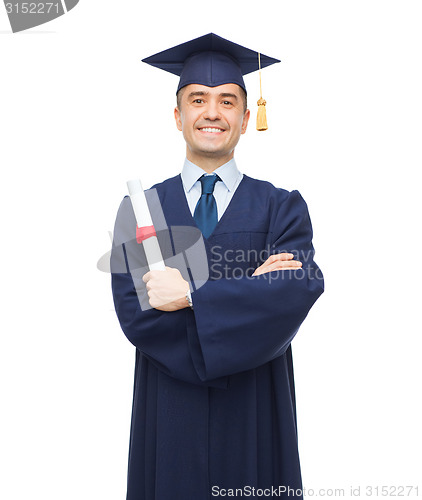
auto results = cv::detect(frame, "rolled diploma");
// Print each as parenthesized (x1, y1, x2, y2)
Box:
(127, 179, 165, 271)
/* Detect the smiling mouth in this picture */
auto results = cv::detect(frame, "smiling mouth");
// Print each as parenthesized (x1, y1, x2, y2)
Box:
(198, 127, 225, 133)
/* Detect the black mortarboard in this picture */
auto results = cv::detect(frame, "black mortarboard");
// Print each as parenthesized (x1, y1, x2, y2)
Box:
(142, 33, 281, 130)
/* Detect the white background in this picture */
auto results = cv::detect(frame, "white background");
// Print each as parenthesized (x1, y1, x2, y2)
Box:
(1, 1, 421, 498)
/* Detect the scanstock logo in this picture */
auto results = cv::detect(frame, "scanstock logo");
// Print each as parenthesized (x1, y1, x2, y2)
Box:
(4, 0, 79, 32)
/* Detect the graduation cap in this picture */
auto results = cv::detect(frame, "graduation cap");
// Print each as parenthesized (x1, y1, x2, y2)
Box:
(142, 33, 280, 131)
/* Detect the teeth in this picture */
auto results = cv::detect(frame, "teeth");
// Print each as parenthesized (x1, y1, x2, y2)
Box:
(200, 127, 223, 133)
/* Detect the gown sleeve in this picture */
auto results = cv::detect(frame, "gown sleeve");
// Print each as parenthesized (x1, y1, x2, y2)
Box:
(186, 189, 324, 381)
(110, 196, 229, 388)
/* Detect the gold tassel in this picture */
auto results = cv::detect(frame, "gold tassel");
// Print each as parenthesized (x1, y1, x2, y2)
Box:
(256, 52, 268, 131)
(257, 97, 268, 131)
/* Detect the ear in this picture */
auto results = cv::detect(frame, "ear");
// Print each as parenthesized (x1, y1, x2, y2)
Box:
(241, 109, 251, 135)
(174, 107, 183, 131)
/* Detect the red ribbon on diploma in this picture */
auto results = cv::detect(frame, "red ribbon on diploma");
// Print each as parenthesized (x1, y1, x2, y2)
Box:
(136, 225, 157, 244)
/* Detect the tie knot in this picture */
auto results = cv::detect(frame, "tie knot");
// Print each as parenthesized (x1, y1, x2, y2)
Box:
(199, 174, 221, 195)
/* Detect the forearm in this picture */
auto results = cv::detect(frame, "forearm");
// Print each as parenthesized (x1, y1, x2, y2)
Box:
(187, 263, 323, 381)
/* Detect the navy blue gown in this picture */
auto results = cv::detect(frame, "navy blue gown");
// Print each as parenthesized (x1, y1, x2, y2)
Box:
(111, 173, 324, 500)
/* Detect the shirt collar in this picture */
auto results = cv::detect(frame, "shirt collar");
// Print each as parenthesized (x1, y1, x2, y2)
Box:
(181, 158, 241, 192)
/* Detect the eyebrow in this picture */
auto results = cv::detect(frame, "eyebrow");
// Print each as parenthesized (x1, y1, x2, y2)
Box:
(187, 91, 239, 101)
(220, 93, 238, 101)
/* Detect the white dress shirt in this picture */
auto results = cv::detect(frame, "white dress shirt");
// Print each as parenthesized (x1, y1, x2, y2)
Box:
(180, 158, 243, 220)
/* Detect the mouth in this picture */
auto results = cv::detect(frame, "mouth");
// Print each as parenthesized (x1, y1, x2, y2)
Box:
(197, 127, 225, 134)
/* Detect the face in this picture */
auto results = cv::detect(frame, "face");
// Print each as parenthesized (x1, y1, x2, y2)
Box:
(174, 83, 250, 164)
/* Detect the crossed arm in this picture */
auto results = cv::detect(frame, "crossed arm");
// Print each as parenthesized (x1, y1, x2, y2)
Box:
(142, 252, 303, 312)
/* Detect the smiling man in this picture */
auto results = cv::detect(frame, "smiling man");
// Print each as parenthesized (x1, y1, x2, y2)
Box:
(111, 33, 324, 500)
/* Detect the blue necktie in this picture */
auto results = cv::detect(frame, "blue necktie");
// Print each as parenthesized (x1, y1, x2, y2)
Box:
(193, 174, 221, 238)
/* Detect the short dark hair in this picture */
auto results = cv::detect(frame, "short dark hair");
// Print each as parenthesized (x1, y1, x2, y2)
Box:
(176, 86, 248, 113)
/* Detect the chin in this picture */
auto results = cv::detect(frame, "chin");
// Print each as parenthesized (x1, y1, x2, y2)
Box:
(197, 147, 228, 157)
(197, 140, 229, 153)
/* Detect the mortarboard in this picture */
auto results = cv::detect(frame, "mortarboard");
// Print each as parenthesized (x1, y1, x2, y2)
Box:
(142, 33, 280, 131)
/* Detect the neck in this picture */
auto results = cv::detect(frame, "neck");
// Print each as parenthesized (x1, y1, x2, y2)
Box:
(186, 149, 234, 173)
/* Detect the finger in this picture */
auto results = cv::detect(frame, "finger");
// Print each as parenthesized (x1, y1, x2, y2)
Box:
(283, 260, 302, 268)
(272, 260, 302, 270)
(256, 260, 302, 275)
(263, 259, 302, 271)
(149, 296, 158, 308)
(142, 272, 150, 283)
(262, 253, 295, 266)
(144, 270, 162, 282)
(272, 252, 295, 262)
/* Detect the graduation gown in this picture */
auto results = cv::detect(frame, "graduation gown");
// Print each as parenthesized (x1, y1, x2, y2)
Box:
(111, 173, 324, 500)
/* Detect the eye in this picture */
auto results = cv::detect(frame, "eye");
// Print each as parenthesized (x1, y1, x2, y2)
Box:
(193, 99, 204, 104)
(222, 100, 233, 106)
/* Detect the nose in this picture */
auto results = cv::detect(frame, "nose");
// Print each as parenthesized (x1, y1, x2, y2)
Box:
(202, 100, 221, 121)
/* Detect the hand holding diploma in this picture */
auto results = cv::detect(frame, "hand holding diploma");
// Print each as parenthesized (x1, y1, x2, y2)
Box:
(142, 267, 191, 312)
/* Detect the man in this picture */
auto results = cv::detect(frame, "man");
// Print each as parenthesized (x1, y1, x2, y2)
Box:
(111, 33, 324, 500)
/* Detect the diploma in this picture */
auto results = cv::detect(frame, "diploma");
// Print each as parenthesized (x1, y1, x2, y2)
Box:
(127, 179, 166, 271)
